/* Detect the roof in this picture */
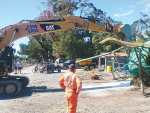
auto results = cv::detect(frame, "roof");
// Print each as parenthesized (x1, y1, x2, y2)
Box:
(101, 52, 127, 57)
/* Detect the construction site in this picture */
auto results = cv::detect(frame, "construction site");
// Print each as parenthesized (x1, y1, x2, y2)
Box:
(0, 14, 150, 113)
(0, 0, 150, 113)
(0, 65, 150, 113)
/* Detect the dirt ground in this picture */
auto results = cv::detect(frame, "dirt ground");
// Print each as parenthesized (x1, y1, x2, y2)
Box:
(0, 65, 150, 113)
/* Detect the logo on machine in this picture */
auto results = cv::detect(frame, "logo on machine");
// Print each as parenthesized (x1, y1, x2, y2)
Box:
(40, 24, 61, 32)
(27, 25, 38, 33)
(46, 25, 54, 31)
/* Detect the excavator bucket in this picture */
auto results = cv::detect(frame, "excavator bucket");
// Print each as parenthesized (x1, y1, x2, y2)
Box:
(116, 24, 132, 42)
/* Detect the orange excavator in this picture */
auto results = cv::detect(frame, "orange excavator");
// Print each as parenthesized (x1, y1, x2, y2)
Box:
(0, 15, 132, 97)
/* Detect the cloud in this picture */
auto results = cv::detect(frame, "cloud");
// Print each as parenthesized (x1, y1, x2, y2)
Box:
(114, 10, 133, 17)
(144, 3, 150, 12)
(120, 8, 124, 11)
(136, 0, 150, 4)
(137, 0, 150, 12)
(127, 5, 135, 8)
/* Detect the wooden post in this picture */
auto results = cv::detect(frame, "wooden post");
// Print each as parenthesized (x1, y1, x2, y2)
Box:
(111, 57, 115, 79)
(139, 47, 144, 94)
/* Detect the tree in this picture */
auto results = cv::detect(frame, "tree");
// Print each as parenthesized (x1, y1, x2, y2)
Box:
(131, 13, 150, 41)
(47, 0, 82, 17)
(52, 30, 94, 59)
(18, 0, 124, 61)
(18, 34, 54, 61)
(37, 9, 56, 20)
(92, 32, 120, 56)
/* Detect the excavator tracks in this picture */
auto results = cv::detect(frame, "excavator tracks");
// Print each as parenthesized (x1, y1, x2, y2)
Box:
(0, 75, 30, 97)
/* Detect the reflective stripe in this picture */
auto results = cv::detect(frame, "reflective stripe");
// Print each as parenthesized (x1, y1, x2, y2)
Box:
(59, 82, 63, 84)
(64, 74, 66, 86)
(70, 74, 76, 89)
(64, 73, 76, 89)
(77, 84, 82, 86)
(66, 87, 72, 89)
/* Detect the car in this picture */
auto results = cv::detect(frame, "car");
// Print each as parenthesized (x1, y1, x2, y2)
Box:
(62, 60, 76, 70)
(55, 59, 68, 69)
(46, 63, 61, 73)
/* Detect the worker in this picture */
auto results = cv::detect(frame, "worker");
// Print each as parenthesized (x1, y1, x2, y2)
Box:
(59, 64, 82, 113)
(17, 60, 23, 74)
(14, 60, 18, 74)
(35, 62, 39, 70)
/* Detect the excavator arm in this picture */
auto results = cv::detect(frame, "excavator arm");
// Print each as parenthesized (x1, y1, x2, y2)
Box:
(0, 16, 121, 50)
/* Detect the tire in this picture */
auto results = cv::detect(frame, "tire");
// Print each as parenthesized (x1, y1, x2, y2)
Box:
(32, 68, 37, 73)
(90, 66, 94, 70)
(18, 77, 29, 88)
(63, 66, 68, 70)
(58, 68, 61, 73)
(4, 84, 17, 94)
(3, 80, 21, 97)
(84, 66, 89, 71)
(47, 69, 51, 74)
(51, 69, 54, 73)
(43, 67, 47, 74)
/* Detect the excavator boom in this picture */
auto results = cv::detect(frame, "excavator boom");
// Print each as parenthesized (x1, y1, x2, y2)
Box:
(0, 16, 121, 50)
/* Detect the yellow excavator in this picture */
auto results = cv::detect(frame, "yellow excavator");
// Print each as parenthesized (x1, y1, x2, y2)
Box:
(0, 15, 132, 97)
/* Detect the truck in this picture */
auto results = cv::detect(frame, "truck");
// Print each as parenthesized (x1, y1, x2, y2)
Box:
(46, 63, 61, 73)
(76, 58, 96, 70)
(0, 15, 130, 97)
(62, 60, 76, 70)
(55, 59, 68, 69)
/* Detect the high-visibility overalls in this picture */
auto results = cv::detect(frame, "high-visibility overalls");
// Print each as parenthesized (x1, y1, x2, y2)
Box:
(59, 72, 82, 113)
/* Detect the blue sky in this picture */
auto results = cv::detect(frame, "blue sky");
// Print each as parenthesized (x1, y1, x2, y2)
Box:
(0, 0, 150, 53)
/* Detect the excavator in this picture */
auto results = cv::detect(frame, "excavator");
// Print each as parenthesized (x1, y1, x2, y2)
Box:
(0, 15, 132, 97)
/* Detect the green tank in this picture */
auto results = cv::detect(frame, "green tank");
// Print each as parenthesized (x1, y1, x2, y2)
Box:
(127, 41, 150, 77)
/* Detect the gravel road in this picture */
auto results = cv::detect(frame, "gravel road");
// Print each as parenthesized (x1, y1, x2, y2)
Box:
(0, 65, 150, 113)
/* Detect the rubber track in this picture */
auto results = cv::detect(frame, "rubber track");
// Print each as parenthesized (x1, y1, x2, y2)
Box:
(0, 75, 30, 97)
(0, 79, 21, 97)
(1, 75, 30, 88)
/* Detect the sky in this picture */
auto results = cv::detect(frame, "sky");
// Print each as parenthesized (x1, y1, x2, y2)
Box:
(0, 0, 150, 53)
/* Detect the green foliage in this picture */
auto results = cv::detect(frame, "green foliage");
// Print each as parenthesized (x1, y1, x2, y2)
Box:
(17, 0, 125, 62)
(47, 0, 82, 17)
(14, 55, 19, 60)
(131, 15, 150, 41)
(136, 37, 150, 43)
(146, 31, 150, 37)
(106, 45, 112, 51)
(52, 30, 94, 59)
(92, 32, 120, 56)
(18, 34, 54, 61)
(136, 38, 145, 43)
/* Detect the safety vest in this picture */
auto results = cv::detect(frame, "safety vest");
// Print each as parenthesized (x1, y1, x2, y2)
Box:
(64, 73, 77, 90)
(59, 72, 82, 93)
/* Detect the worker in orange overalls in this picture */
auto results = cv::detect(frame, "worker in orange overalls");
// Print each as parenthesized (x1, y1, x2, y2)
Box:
(59, 64, 82, 113)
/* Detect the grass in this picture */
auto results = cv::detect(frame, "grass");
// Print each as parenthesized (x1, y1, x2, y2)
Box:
(77, 71, 85, 75)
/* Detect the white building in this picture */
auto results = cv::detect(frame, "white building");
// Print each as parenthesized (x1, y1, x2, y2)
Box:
(99, 52, 127, 71)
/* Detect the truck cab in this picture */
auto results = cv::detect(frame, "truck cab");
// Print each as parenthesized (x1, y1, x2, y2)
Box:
(55, 59, 68, 69)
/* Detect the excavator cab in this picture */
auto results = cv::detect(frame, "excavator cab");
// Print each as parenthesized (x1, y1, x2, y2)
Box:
(0, 61, 7, 75)
(0, 46, 14, 75)
(5, 47, 15, 73)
